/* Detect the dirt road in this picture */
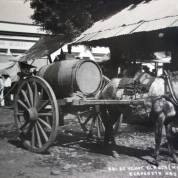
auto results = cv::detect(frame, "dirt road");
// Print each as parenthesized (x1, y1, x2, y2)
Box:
(0, 107, 178, 178)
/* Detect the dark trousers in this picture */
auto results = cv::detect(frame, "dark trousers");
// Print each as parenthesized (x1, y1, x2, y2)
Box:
(4, 87, 11, 106)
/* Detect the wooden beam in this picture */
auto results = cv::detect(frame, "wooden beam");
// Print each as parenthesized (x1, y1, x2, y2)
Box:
(58, 98, 144, 106)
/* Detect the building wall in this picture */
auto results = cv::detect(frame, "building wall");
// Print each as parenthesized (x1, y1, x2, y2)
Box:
(0, 21, 45, 56)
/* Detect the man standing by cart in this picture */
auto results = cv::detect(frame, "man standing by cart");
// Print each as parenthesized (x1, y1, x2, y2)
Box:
(0, 76, 4, 106)
(2, 74, 12, 106)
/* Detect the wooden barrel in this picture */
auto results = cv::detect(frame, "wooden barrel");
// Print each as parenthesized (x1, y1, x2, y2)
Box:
(38, 60, 102, 98)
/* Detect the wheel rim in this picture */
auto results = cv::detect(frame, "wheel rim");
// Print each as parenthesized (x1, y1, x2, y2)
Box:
(102, 106, 123, 136)
(14, 76, 59, 153)
(77, 106, 105, 139)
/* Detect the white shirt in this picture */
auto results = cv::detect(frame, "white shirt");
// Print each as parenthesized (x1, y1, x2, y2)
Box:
(4, 77, 11, 87)
(0, 78, 3, 90)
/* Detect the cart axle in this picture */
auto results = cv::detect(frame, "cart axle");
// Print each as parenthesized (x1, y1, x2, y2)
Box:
(28, 108, 38, 121)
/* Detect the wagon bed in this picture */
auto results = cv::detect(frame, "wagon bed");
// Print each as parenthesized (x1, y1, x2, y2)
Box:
(58, 97, 144, 106)
(13, 73, 144, 153)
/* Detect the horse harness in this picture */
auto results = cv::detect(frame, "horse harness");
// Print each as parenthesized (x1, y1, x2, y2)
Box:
(163, 70, 178, 106)
(118, 72, 155, 96)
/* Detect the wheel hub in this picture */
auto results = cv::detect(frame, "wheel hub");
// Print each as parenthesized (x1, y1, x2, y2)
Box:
(28, 108, 38, 121)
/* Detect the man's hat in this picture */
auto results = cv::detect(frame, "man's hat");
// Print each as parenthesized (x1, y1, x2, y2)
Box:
(19, 61, 36, 69)
(2, 74, 9, 77)
(1, 70, 9, 76)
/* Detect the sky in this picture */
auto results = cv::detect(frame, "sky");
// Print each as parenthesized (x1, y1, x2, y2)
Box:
(0, 0, 34, 24)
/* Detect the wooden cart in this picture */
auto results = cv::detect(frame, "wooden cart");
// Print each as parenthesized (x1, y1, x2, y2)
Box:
(14, 60, 143, 153)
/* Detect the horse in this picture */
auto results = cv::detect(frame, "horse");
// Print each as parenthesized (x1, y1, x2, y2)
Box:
(99, 70, 178, 165)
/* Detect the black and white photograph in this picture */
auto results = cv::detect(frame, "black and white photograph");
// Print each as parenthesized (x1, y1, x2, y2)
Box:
(0, 0, 178, 177)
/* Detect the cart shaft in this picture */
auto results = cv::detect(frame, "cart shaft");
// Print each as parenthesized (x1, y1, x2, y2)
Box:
(58, 98, 144, 106)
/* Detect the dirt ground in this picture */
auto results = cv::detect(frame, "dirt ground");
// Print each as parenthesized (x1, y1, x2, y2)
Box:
(0, 107, 178, 178)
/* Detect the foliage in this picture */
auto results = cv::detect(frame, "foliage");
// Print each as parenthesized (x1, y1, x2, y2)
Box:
(26, 0, 149, 42)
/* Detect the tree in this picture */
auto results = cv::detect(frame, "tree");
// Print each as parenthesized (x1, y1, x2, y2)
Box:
(27, 0, 146, 42)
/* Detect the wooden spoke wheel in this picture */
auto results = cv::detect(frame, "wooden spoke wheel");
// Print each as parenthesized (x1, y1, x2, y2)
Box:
(77, 105, 105, 139)
(14, 76, 59, 153)
(113, 113, 123, 135)
(101, 106, 123, 136)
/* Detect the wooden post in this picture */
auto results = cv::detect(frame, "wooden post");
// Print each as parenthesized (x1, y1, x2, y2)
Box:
(170, 49, 178, 71)
(105, 46, 123, 78)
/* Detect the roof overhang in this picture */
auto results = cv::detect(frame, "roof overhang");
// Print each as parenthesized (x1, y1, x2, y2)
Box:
(72, 0, 178, 50)
(20, 35, 64, 61)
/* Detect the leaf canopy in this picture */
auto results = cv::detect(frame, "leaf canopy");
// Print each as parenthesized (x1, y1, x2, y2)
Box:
(27, 0, 147, 41)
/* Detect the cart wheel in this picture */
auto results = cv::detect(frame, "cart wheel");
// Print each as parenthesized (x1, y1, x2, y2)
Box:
(77, 105, 105, 139)
(101, 106, 123, 136)
(14, 76, 59, 153)
(113, 113, 123, 135)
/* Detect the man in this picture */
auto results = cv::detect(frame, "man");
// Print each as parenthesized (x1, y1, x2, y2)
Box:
(2, 74, 12, 106)
(0, 76, 4, 106)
